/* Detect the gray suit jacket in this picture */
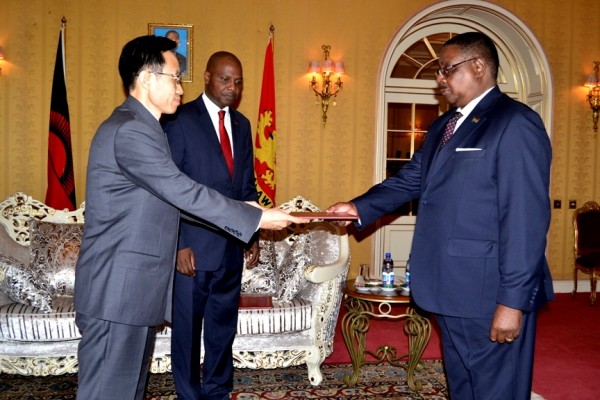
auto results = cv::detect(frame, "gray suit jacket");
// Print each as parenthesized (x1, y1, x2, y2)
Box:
(74, 97, 261, 327)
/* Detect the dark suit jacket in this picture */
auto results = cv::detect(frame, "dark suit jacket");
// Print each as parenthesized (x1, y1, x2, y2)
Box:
(162, 95, 257, 271)
(353, 87, 554, 318)
(74, 96, 261, 327)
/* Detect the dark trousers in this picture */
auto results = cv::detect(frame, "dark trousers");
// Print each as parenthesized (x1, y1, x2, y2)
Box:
(436, 311, 537, 400)
(75, 312, 155, 400)
(171, 266, 243, 400)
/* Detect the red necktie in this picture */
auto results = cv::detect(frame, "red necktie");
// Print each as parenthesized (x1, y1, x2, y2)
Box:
(439, 111, 462, 149)
(218, 110, 234, 176)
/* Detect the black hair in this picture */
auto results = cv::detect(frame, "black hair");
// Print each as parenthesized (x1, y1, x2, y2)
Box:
(444, 32, 500, 80)
(118, 35, 177, 93)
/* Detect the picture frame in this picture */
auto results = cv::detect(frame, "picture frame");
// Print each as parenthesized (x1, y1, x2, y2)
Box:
(148, 23, 193, 82)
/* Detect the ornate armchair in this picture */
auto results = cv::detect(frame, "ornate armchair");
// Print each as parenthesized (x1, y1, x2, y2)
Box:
(572, 200, 600, 306)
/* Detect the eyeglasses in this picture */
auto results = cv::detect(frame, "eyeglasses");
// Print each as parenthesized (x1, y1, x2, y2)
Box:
(435, 58, 477, 78)
(152, 71, 182, 84)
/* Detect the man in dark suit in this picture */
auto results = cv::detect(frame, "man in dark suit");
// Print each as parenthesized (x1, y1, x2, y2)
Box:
(162, 51, 255, 400)
(74, 36, 305, 400)
(327, 32, 553, 400)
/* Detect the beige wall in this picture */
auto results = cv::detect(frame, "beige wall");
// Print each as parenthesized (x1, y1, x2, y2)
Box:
(1, 0, 599, 280)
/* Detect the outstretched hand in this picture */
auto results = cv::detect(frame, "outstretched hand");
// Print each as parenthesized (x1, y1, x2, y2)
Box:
(246, 201, 310, 230)
(324, 201, 358, 227)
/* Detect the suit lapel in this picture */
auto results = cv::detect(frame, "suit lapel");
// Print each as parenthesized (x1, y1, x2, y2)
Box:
(425, 87, 502, 182)
(230, 110, 243, 180)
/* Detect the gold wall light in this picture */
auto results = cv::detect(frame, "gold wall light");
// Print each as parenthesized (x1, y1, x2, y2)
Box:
(0, 47, 5, 77)
(584, 61, 600, 134)
(309, 45, 344, 125)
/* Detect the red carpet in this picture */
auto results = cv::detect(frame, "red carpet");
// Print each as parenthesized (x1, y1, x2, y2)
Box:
(533, 292, 599, 400)
(326, 292, 598, 399)
(325, 303, 442, 365)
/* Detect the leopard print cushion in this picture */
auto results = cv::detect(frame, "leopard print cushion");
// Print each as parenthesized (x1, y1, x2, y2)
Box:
(0, 254, 53, 313)
(28, 220, 83, 298)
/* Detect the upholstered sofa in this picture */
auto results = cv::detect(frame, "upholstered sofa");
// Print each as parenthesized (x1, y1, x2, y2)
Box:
(0, 192, 350, 385)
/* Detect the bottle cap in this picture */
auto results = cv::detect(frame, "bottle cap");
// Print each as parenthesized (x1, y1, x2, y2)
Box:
(385, 252, 391, 258)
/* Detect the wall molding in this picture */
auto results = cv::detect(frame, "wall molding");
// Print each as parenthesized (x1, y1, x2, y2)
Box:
(553, 279, 588, 293)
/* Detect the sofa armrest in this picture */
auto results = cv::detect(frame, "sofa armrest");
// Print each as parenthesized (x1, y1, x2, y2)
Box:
(305, 231, 349, 284)
(304, 222, 350, 283)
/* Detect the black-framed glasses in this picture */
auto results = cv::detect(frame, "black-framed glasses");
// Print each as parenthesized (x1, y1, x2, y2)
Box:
(152, 71, 182, 84)
(435, 58, 477, 78)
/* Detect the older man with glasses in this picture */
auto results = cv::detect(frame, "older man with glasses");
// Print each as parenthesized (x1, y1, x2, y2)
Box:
(326, 31, 553, 400)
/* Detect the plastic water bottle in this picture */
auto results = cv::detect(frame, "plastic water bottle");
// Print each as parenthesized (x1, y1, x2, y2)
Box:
(404, 254, 411, 292)
(382, 253, 394, 287)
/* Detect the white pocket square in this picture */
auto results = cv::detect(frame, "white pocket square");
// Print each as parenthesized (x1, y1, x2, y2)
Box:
(455, 147, 482, 152)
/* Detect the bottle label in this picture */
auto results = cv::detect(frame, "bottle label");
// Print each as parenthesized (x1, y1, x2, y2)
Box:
(382, 271, 389, 286)
(383, 271, 394, 287)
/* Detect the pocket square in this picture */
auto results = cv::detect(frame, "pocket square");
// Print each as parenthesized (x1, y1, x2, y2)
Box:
(456, 147, 482, 152)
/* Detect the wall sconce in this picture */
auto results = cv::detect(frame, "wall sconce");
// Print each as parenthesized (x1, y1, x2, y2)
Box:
(309, 45, 344, 124)
(584, 61, 600, 134)
(0, 47, 4, 77)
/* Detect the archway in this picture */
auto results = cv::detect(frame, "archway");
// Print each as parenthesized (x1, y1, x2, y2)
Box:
(372, 0, 553, 274)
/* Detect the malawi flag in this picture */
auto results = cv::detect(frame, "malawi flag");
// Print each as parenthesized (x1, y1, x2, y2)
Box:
(254, 31, 277, 208)
(46, 23, 76, 210)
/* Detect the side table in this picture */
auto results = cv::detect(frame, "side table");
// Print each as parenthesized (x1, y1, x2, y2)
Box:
(341, 280, 431, 392)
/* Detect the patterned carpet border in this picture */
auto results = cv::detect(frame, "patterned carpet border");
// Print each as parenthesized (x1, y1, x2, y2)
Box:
(0, 361, 448, 400)
(230, 361, 447, 400)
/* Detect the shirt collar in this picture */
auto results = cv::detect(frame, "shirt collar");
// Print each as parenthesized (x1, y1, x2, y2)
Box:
(201, 93, 229, 115)
(456, 86, 495, 118)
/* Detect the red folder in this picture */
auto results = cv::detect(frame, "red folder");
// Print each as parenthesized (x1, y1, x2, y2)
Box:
(290, 211, 358, 220)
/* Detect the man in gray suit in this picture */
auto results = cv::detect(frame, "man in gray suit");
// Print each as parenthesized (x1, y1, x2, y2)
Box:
(74, 35, 304, 400)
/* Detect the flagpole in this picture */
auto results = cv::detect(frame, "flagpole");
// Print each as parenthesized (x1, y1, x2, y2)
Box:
(61, 17, 67, 82)
(46, 16, 76, 210)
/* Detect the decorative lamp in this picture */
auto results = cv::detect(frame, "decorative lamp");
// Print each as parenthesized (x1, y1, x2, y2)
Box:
(309, 45, 344, 125)
(584, 61, 600, 134)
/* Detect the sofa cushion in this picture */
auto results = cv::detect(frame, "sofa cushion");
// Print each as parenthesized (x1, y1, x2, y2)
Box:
(275, 232, 311, 302)
(0, 225, 30, 265)
(237, 297, 312, 335)
(28, 220, 83, 297)
(0, 296, 77, 341)
(240, 231, 277, 295)
(0, 255, 53, 313)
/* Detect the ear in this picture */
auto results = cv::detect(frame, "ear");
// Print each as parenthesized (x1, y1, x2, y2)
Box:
(139, 70, 153, 90)
(474, 58, 486, 78)
(204, 71, 211, 85)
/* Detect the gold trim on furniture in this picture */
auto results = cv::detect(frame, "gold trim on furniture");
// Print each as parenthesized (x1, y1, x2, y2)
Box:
(341, 281, 431, 392)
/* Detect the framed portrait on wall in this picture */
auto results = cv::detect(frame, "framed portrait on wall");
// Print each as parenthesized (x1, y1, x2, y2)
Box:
(148, 23, 193, 82)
